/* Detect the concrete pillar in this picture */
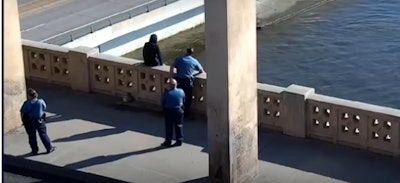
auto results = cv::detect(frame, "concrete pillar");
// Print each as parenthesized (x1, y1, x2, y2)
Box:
(282, 85, 315, 138)
(4, 0, 27, 133)
(205, 0, 258, 182)
(68, 47, 98, 92)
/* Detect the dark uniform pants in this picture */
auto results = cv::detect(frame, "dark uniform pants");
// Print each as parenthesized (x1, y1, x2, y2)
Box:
(164, 108, 184, 144)
(24, 118, 52, 153)
(176, 77, 193, 116)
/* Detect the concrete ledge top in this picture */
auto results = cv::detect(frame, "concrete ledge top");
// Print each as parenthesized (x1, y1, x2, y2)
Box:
(90, 53, 143, 65)
(70, 46, 99, 54)
(22, 39, 70, 53)
(309, 93, 400, 118)
(257, 83, 285, 94)
(285, 84, 315, 96)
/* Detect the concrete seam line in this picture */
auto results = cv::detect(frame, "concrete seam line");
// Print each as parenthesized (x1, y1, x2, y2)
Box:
(4, 154, 130, 183)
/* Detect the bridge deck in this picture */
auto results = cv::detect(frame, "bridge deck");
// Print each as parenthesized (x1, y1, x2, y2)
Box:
(4, 82, 400, 183)
(18, 0, 153, 41)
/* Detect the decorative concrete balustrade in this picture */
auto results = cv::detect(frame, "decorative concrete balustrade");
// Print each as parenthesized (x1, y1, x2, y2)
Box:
(23, 40, 70, 86)
(21, 40, 400, 157)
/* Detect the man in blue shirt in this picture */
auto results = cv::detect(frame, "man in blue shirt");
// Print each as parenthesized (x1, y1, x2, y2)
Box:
(161, 79, 185, 147)
(170, 48, 204, 117)
(20, 88, 55, 155)
(143, 34, 163, 66)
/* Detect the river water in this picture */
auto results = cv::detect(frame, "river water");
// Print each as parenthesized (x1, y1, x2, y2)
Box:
(124, 0, 400, 109)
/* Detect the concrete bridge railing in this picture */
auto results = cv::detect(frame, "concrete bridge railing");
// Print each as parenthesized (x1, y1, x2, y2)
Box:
(21, 39, 400, 157)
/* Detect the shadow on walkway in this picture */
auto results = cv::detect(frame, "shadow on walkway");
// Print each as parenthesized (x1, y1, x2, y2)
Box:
(181, 177, 209, 183)
(65, 146, 166, 169)
(259, 130, 400, 183)
(5, 154, 129, 183)
(31, 81, 207, 148)
(53, 128, 127, 142)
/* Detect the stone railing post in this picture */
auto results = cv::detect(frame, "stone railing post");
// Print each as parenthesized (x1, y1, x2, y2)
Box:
(68, 47, 98, 92)
(282, 84, 315, 138)
(4, 0, 26, 133)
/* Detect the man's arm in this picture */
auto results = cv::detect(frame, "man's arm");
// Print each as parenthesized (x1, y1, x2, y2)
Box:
(20, 112, 24, 121)
(20, 101, 27, 113)
(41, 99, 47, 110)
(20, 102, 27, 124)
(181, 91, 185, 110)
(194, 60, 204, 74)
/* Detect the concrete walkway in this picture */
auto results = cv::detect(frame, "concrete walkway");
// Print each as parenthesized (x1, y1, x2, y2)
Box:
(4, 82, 400, 183)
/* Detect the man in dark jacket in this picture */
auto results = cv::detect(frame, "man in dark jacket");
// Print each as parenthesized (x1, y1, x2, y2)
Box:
(143, 34, 163, 66)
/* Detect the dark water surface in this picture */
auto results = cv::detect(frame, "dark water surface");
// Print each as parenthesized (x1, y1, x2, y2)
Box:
(257, 0, 400, 109)
(124, 0, 400, 109)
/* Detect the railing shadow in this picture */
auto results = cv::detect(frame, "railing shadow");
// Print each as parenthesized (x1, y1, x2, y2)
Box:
(258, 130, 400, 183)
(5, 154, 129, 183)
(181, 177, 209, 183)
(53, 128, 127, 143)
(31, 81, 207, 147)
(29, 81, 400, 183)
(65, 146, 166, 169)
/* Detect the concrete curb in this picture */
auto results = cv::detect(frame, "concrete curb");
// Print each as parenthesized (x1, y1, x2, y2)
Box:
(4, 154, 130, 183)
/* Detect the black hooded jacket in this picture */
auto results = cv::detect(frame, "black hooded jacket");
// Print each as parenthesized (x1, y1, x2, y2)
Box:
(143, 34, 163, 66)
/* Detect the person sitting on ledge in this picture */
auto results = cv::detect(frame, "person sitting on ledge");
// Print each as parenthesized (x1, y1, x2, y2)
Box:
(142, 34, 163, 66)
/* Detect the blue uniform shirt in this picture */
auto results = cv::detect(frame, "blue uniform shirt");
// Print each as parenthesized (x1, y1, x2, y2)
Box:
(20, 99, 47, 118)
(162, 88, 185, 109)
(172, 55, 203, 79)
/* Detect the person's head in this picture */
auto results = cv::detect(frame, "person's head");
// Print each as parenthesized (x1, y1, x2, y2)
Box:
(149, 34, 158, 43)
(186, 48, 194, 56)
(169, 78, 178, 89)
(27, 88, 38, 99)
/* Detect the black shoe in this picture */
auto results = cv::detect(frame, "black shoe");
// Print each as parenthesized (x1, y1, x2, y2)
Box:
(173, 141, 182, 146)
(161, 142, 172, 147)
(31, 151, 39, 156)
(46, 146, 56, 154)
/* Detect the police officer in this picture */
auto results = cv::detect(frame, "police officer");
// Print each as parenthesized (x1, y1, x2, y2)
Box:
(161, 79, 185, 147)
(169, 48, 204, 117)
(20, 88, 55, 155)
(143, 34, 163, 66)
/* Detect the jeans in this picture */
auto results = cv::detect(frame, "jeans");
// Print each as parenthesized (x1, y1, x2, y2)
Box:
(24, 118, 52, 153)
(176, 77, 193, 116)
(164, 108, 184, 144)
